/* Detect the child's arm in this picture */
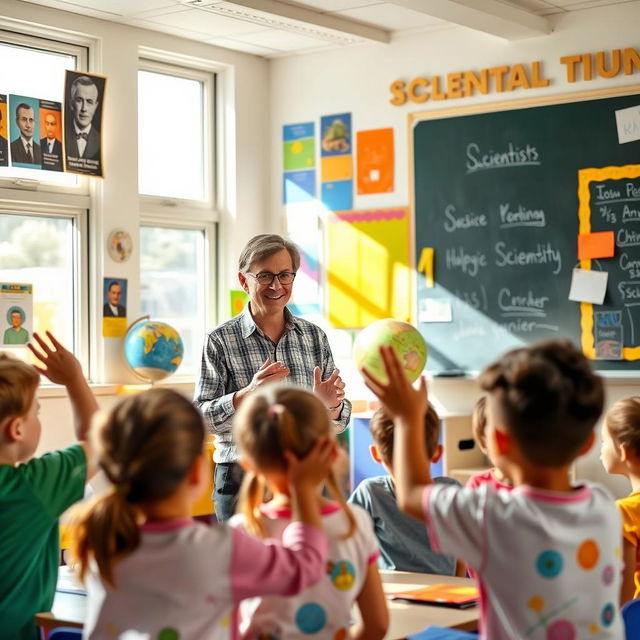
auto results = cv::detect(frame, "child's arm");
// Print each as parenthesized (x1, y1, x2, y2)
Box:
(621, 538, 636, 605)
(28, 332, 98, 476)
(350, 563, 389, 640)
(362, 345, 431, 519)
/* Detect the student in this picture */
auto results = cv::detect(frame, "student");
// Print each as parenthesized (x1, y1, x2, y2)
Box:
(364, 340, 623, 640)
(71, 387, 331, 640)
(466, 395, 512, 490)
(599, 396, 640, 604)
(230, 384, 388, 639)
(349, 403, 461, 575)
(0, 332, 98, 640)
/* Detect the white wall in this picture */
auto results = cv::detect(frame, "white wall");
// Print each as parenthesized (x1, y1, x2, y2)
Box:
(269, 3, 640, 496)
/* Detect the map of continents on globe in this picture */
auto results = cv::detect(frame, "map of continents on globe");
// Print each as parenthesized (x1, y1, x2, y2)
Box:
(125, 319, 184, 382)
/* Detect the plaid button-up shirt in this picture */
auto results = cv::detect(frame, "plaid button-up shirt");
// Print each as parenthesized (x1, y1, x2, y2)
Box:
(194, 305, 351, 462)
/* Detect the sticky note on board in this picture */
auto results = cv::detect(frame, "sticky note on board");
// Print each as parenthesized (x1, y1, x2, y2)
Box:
(418, 247, 434, 288)
(578, 231, 615, 260)
(568, 268, 608, 305)
(615, 104, 640, 144)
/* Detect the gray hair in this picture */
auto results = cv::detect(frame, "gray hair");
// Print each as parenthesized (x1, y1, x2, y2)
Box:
(238, 234, 300, 273)
(70, 75, 99, 102)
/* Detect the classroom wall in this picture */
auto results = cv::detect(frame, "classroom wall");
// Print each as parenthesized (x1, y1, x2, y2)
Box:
(268, 3, 640, 496)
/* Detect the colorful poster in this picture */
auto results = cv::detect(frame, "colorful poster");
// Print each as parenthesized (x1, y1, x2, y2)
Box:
(102, 277, 127, 338)
(230, 289, 248, 317)
(64, 70, 106, 178)
(39, 100, 63, 172)
(0, 95, 7, 167)
(9, 95, 41, 169)
(0, 283, 33, 346)
(283, 170, 316, 204)
(283, 122, 315, 205)
(327, 208, 411, 328)
(320, 113, 352, 211)
(356, 127, 394, 194)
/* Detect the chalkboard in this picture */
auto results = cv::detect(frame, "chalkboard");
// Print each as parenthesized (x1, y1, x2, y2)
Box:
(412, 87, 640, 373)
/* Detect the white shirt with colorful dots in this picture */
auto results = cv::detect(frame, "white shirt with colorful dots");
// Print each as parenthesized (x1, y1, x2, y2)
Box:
(82, 518, 328, 640)
(423, 482, 624, 640)
(230, 502, 380, 639)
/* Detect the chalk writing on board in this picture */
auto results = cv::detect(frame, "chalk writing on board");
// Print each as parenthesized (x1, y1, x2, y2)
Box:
(494, 241, 562, 274)
(444, 205, 488, 232)
(465, 142, 540, 174)
(499, 203, 546, 228)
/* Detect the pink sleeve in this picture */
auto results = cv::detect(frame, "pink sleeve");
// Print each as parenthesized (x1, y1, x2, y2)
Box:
(422, 484, 441, 552)
(230, 522, 329, 602)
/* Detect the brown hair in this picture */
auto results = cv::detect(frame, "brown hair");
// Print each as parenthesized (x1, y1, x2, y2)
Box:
(238, 234, 301, 273)
(369, 402, 440, 466)
(606, 397, 640, 458)
(471, 396, 487, 449)
(234, 384, 355, 539)
(0, 352, 39, 424)
(70, 389, 205, 586)
(479, 339, 603, 467)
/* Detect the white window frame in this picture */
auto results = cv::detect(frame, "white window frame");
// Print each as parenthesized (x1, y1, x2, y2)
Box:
(138, 57, 216, 219)
(0, 26, 91, 197)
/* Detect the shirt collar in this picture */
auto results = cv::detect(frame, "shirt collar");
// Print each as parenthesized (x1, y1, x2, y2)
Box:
(239, 303, 302, 339)
(74, 124, 91, 135)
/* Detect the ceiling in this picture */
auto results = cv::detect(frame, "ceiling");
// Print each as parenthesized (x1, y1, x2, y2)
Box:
(17, 0, 640, 57)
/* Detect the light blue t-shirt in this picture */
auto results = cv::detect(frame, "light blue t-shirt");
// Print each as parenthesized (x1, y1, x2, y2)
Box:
(349, 474, 458, 575)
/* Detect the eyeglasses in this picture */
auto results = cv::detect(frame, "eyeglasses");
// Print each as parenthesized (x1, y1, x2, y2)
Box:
(245, 271, 297, 285)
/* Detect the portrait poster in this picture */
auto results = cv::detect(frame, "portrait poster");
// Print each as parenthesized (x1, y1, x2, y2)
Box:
(39, 100, 63, 172)
(356, 127, 394, 195)
(0, 283, 33, 347)
(64, 70, 106, 178)
(0, 95, 8, 167)
(102, 277, 127, 338)
(9, 95, 41, 169)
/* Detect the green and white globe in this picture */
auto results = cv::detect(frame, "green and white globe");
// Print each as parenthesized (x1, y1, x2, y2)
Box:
(124, 317, 184, 383)
(353, 318, 427, 384)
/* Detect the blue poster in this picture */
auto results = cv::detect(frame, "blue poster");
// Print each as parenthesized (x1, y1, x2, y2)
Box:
(284, 169, 316, 204)
(322, 179, 353, 211)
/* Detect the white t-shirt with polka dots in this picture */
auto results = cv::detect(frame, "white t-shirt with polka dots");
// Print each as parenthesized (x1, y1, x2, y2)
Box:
(230, 502, 379, 639)
(423, 482, 624, 640)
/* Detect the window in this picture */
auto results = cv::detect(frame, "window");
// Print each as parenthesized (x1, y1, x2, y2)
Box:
(138, 62, 214, 204)
(140, 225, 210, 378)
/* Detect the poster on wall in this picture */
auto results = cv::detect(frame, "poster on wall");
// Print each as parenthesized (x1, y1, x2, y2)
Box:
(39, 100, 63, 172)
(102, 277, 127, 338)
(283, 122, 316, 205)
(64, 70, 106, 178)
(0, 283, 33, 346)
(0, 95, 8, 167)
(357, 127, 394, 194)
(9, 94, 42, 169)
(320, 112, 353, 211)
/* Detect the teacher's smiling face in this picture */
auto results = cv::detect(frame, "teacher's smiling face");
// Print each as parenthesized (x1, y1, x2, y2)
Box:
(239, 248, 296, 319)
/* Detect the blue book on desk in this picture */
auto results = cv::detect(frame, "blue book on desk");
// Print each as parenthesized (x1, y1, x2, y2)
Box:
(408, 627, 478, 640)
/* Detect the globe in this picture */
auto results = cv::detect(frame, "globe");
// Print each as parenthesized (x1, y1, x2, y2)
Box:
(124, 317, 184, 383)
(353, 318, 427, 384)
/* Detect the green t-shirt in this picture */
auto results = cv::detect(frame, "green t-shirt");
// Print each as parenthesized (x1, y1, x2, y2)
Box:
(0, 445, 86, 640)
(3, 326, 29, 345)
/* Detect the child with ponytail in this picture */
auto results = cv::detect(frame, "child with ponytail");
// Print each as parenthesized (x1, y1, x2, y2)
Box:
(70, 388, 332, 640)
(231, 384, 388, 639)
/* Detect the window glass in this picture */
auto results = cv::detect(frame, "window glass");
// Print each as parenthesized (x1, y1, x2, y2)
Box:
(140, 225, 207, 377)
(138, 70, 206, 200)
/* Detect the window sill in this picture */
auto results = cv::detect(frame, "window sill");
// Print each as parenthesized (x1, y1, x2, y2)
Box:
(37, 380, 195, 399)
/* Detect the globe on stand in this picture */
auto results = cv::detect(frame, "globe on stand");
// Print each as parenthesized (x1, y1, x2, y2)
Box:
(123, 316, 184, 383)
(353, 318, 427, 384)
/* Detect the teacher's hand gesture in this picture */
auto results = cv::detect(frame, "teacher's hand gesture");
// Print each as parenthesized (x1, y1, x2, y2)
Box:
(313, 367, 346, 412)
(234, 358, 289, 408)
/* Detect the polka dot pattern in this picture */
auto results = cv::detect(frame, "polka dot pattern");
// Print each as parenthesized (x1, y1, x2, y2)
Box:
(536, 550, 564, 578)
(295, 602, 327, 634)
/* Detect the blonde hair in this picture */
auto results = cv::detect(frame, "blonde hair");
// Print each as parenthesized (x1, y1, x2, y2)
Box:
(0, 352, 39, 424)
(606, 397, 640, 458)
(234, 384, 356, 539)
(70, 389, 205, 586)
(471, 396, 487, 449)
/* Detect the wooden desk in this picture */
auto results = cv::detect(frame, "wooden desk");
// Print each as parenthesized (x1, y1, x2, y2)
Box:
(381, 570, 479, 639)
(38, 568, 479, 638)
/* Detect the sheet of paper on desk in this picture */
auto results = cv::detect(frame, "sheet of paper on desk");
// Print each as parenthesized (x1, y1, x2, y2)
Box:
(57, 565, 86, 595)
(392, 583, 479, 608)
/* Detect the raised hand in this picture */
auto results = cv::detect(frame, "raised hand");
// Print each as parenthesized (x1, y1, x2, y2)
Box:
(28, 331, 84, 386)
(313, 367, 346, 410)
(285, 436, 336, 489)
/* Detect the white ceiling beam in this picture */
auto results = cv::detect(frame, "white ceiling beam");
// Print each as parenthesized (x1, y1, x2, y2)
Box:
(183, 0, 391, 43)
(386, 0, 551, 40)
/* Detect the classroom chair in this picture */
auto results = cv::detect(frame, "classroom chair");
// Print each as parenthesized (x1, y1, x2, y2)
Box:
(44, 628, 82, 640)
(408, 627, 478, 639)
(622, 597, 640, 639)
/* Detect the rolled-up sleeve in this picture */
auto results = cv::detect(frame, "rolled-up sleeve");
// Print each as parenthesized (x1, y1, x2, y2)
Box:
(321, 331, 351, 433)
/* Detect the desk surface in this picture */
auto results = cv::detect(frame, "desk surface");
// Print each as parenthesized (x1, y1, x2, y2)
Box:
(39, 568, 479, 638)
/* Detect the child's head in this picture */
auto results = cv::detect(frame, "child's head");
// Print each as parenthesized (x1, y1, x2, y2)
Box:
(234, 384, 353, 537)
(601, 397, 640, 475)
(479, 339, 604, 468)
(369, 402, 441, 470)
(72, 388, 205, 585)
(0, 352, 41, 461)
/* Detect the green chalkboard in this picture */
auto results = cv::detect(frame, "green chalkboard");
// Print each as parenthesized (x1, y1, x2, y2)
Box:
(412, 87, 640, 373)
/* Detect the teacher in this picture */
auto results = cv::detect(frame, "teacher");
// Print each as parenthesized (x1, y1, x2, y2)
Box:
(194, 234, 351, 521)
